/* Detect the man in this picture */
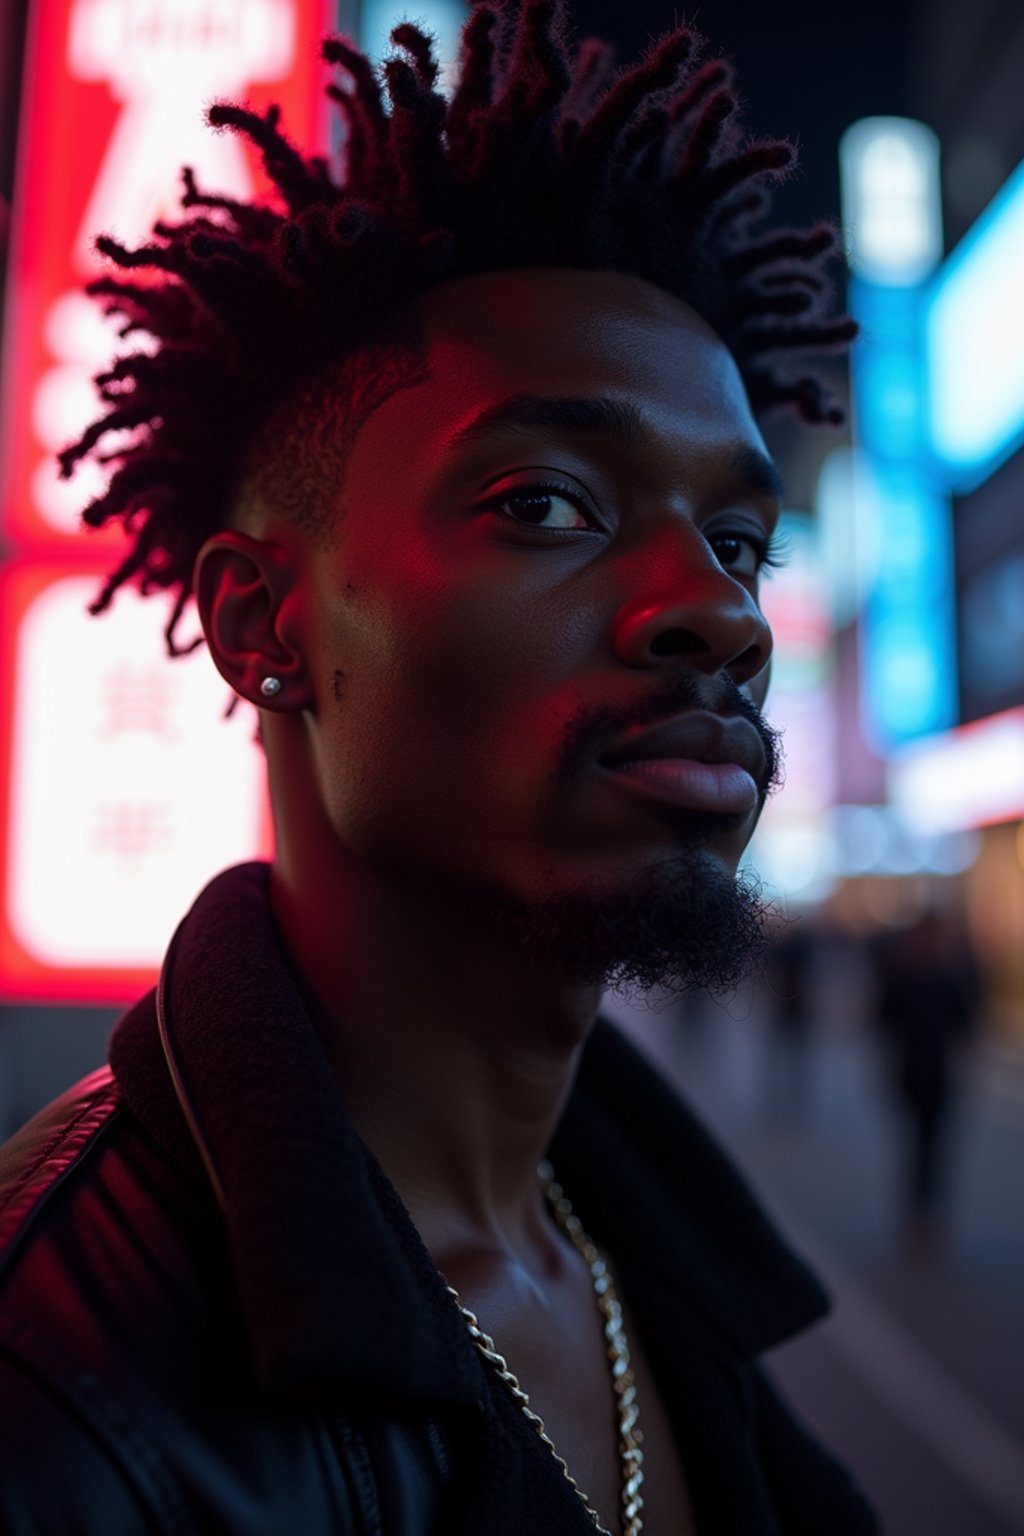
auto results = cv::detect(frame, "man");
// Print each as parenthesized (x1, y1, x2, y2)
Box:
(0, 4, 877, 1532)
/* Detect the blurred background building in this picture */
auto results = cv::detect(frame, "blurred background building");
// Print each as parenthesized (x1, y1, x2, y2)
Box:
(1, 3, 1022, 1533)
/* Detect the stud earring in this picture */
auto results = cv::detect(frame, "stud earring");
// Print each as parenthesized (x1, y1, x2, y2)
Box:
(260, 676, 282, 698)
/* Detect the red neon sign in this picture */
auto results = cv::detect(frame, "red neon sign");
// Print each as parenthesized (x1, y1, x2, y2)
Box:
(0, 0, 332, 1001)
(1, 0, 333, 550)
(0, 562, 275, 1003)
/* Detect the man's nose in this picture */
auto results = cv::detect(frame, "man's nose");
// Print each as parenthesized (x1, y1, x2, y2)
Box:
(609, 531, 773, 688)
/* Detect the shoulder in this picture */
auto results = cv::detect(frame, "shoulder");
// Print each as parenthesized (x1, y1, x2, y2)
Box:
(0, 1071, 223, 1534)
(0, 1067, 221, 1337)
(0, 1078, 390, 1536)
(0, 1067, 122, 1253)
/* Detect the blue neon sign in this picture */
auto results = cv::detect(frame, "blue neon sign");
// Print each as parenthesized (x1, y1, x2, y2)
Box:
(361, 0, 466, 72)
(927, 155, 1024, 489)
(849, 274, 958, 749)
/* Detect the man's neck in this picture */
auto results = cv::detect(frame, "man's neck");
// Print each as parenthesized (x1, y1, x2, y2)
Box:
(268, 845, 601, 1267)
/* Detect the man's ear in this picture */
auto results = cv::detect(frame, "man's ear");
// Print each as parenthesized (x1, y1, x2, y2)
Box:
(194, 531, 314, 710)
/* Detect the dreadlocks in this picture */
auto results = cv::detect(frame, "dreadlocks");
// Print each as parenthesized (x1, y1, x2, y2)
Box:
(59, 0, 855, 657)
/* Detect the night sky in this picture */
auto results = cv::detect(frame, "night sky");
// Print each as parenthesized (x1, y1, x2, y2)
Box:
(563, 1, 915, 234)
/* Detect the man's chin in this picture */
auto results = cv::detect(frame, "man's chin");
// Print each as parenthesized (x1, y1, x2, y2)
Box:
(492, 844, 775, 999)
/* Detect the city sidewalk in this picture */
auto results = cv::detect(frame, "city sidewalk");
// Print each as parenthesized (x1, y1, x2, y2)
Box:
(604, 987, 1024, 1536)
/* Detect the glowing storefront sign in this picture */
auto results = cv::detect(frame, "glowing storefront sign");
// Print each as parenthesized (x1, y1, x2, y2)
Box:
(840, 117, 942, 286)
(0, 0, 331, 1000)
(840, 118, 957, 751)
(1, 0, 331, 547)
(0, 567, 273, 999)
(927, 156, 1024, 488)
(889, 707, 1024, 835)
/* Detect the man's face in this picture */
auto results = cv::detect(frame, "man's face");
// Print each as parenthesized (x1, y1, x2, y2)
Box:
(289, 268, 782, 989)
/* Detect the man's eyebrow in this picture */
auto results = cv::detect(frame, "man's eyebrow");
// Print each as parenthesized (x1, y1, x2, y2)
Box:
(728, 444, 785, 505)
(450, 393, 784, 504)
(450, 394, 648, 448)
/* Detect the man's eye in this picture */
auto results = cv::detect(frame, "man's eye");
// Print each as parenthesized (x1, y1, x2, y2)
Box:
(490, 486, 593, 531)
(709, 532, 770, 578)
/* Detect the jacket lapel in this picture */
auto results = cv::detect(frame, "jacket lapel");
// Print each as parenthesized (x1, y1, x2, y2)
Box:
(111, 859, 826, 1421)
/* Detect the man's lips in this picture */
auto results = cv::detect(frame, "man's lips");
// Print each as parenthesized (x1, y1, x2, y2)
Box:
(596, 710, 768, 816)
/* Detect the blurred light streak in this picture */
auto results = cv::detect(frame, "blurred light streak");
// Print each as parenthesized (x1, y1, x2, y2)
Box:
(814, 446, 882, 629)
(750, 514, 837, 905)
(828, 803, 979, 878)
(888, 707, 1024, 835)
(927, 153, 1024, 487)
(840, 117, 957, 751)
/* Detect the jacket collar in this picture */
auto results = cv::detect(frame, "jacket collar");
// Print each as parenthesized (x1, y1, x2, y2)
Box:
(109, 861, 827, 1405)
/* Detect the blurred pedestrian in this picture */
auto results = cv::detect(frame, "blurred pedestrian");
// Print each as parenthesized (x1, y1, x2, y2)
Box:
(873, 910, 978, 1261)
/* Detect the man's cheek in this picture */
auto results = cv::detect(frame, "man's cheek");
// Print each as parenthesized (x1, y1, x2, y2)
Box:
(400, 624, 530, 717)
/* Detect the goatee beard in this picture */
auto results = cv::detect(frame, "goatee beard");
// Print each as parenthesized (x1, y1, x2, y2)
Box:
(495, 840, 776, 1000)
(501, 673, 783, 997)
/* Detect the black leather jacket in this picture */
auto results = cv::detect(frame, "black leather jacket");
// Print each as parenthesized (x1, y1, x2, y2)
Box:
(0, 864, 880, 1534)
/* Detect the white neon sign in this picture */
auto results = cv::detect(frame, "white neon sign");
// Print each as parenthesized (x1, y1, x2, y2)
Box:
(841, 117, 942, 286)
(69, 0, 296, 262)
(0, 0, 326, 997)
(7, 577, 268, 967)
(23, 0, 298, 538)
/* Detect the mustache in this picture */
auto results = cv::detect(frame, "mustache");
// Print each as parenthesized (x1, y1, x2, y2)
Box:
(555, 674, 784, 800)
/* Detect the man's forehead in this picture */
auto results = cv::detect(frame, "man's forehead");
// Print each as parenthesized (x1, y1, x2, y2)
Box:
(342, 268, 763, 466)
(417, 265, 715, 333)
(416, 267, 731, 381)
(447, 392, 781, 498)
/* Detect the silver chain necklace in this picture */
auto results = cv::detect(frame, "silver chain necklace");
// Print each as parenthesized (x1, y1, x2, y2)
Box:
(445, 1161, 644, 1535)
